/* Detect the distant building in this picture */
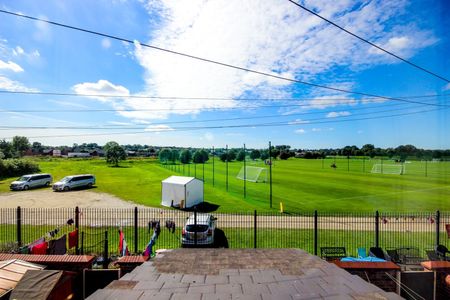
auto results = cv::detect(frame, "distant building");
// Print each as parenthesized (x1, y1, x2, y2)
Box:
(53, 150, 61, 157)
(68, 152, 91, 158)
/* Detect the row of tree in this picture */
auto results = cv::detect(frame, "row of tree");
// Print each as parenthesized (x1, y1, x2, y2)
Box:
(1, 136, 449, 162)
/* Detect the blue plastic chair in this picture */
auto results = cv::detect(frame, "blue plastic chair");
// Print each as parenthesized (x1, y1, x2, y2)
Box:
(357, 247, 367, 258)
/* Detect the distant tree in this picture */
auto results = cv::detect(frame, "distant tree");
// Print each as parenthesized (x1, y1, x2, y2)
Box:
(236, 150, 245, 162)
(170, 149, 179, 164)
(361, 144, 375, 158)
(0, 150, 4, 160)
(192, 149, 209, 163)
(0, 140, 14, 159)
(179, 150, 192, 164)
(260, 150, 269, 160)
(279, 151, 290, 160)
(158, 148, 172, 164)
(228, 149, 237, 161)
(250, 150, 261, 160)
(12, 136, 30, 157)
(219, 152, 228, 162)
(104, 141, 127, 167)
(31, 142, 44, 154)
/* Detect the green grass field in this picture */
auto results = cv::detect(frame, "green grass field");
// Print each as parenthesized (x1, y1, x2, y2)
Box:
(0, 157, 449, 212)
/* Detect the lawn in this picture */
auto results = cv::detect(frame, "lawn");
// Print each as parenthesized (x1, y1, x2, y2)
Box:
(0, 157, 449, 212)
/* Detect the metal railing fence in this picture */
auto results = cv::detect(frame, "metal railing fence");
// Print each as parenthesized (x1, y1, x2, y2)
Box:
(1, 207, 449, 259)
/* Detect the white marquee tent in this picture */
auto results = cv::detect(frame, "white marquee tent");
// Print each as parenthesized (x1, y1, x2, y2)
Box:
(161, 176, 204, 209)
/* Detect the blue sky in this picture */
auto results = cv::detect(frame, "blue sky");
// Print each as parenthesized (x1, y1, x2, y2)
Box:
(0, 0, 449, 149)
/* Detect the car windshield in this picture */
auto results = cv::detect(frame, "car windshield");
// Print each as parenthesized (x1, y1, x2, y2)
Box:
(186, 224, 209, 232)
(60, 177, 71, 182)
(18, 176, 30, 181)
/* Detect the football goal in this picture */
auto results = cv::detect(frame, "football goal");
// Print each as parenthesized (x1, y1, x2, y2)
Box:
(237, 166, 268, 183)
(371, 163, 405, 175)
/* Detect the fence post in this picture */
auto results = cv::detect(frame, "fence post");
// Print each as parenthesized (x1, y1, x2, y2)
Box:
(103, 231, 108, 269)
(254, 210, 257, 249)
(134, 207, 138, 254)
(314, 210, 318, 256)
(80, 232, 84, 255)
(375, 211, 380, 248)
(194, 208, 197, 247)
(75, 206, 80, 255)
(436, 210, 440, 248)
(16, 206, 22, 248)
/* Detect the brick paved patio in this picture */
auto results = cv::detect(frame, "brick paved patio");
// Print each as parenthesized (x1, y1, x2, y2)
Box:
(88, 249, 403, 299)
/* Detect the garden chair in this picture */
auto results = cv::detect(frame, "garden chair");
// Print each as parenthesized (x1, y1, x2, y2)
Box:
(357, 247, 367, 258)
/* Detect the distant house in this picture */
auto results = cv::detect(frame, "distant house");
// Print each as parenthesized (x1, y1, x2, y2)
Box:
(90, 149, 105, 157)
(53, 149, 62, 157)
(68, 152, 91, 158)
(43, 149, 54, 156)
(127, 150, 137, 157)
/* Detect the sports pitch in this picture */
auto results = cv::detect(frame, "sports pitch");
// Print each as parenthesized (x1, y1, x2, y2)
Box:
(0, 157, 449, 212)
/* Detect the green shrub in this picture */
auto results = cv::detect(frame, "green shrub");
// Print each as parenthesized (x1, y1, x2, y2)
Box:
(0, 159, 40, 179)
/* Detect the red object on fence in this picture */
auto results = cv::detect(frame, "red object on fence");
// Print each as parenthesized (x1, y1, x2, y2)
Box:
(446, 224, 450, 238)
(68, 229, 78, 249)
(31, 242, 48, 255)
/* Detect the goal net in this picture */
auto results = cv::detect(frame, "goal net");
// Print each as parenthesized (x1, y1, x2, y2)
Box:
(371, 163, 405, 175)
(237, 166, 268, 182)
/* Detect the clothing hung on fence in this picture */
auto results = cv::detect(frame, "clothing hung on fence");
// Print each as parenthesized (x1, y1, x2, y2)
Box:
(165, 220, 176, 233)
(31, 241, 48, 255)
(48, 235, 67, 255)
(46, 228, 60, 239)
(68, 229, 78, 249)
(28, 237, 45, 253)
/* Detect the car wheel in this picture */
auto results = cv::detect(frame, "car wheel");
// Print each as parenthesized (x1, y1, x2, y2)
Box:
(45, 182, 50, 187)
(87, 183, 93, 188)
(23, 185, 29, 191)
(63, 186, 70, 191)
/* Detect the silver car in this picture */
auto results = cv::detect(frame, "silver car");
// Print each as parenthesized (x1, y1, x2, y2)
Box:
(10, 174, 52, 191)
(52, 174, 95, 192)
(181, 213, 217, 246)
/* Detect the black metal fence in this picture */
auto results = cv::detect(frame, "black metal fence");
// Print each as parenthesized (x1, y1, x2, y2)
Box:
(1, 207, 449, 259)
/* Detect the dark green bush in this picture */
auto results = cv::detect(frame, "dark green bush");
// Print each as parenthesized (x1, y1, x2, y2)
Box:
(0, 159, 40, 179)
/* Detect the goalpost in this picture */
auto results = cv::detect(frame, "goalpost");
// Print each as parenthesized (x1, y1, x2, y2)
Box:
(237, 166, 268, 183)
(371, 163, 405, 175)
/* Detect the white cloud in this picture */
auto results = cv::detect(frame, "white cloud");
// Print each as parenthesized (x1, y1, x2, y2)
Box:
(308, 95, 357, 109)
(288, 119, 310, 125)
(130, 0, 434, 121)
(72, 80, 130, 102)
(294, 129, 306, 134)
(326, 111, 351, 118)
(0, 59, 24, 72)
(144, 124, 174, 133)
(12, 46, 24, 56)
(47, 99, 89, 109)
(203, 132, 214, 141)
(312, 127, 334, 132)
(101, 38, 112, 49)
(0, 76, 37, 92)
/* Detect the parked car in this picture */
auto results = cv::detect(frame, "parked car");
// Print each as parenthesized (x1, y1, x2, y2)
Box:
(10, 174, 53, 191)
(181, 213, 217, 246)
(52, 174, 95, 192)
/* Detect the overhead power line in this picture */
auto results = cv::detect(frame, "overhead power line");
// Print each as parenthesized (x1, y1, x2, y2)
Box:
(286, 0, 450, 83)
(0, 89, 448, 102)
(0, 95, 444, 113)
(1, 106, 445, 139)
(0, 104, 444, 130)
(0, 9, 445, 106)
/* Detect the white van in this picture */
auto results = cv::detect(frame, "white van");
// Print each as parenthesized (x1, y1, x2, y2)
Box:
(52, 174, 95, 192)
(10, 174, 53, 191)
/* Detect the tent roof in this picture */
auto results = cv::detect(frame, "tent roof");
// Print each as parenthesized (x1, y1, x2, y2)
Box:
(162, 176, 198, 185)
(10, 270, 63, 300)
(0, 259, 45, 297)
